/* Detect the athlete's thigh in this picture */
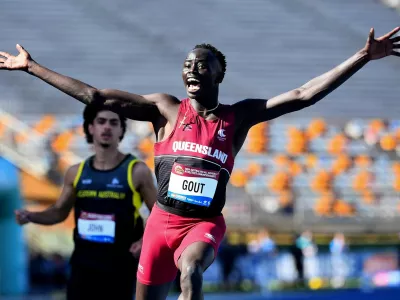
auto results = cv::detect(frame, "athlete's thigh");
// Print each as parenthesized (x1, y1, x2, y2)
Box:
(175, 216, 227, 269)
(177, 241, 215, 273)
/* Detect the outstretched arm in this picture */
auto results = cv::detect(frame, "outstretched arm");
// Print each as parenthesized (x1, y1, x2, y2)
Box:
(233, 27, 400, 128)
(0, 44, 179, 122)
(14, 165, 78, 226)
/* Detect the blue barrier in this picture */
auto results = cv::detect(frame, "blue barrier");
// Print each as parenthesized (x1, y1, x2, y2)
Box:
(0, 158, 29, 296)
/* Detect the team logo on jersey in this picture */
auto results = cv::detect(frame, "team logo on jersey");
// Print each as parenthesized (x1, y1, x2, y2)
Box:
(174, 165, 184, 175)
(217, 129, 226, 142)
(106, 177, 123, 188)
(182, 124, 192, 131)
(82, 178, 92, 185)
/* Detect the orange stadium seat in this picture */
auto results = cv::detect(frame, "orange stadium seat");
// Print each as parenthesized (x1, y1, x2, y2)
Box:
(354, 154, 371, 168)
(0, 122, 5, 139)
(368, 119, 386, 132)
(274, 154, 290, 168)
(51, 130, 74, 153)
(352, 170, 372, 192)
(392, 162, 400, 176)
(247, 122, 268, 154)
(231, 169, 248, 188)
(333, 200, 355, 216)
(314, 195, 334, 216)
(361, 189, 376, 205)
(310, 170, 332, 193)
(393, 176, 400, 192)
(380, 134, 397, 151)
(332, 154, 352, 175)
(33, 114, 56, 134)
(144, 155, 155, 172)
(328, 134, 347, 155)
(306, 118, 327, 140)
(138, 137, 154, 155)
(246, 162, 262, 177)
(278, 190, 293, 207)
(288, 161, 302, 177)
(305, 154, 318, 170)
(286, 127, 307, 155)
(268, 171, 290, 192)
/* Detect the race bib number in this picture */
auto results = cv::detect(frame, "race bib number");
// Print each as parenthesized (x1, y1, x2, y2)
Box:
(167, 163, 220, 207)
(78, 211, 115, 243)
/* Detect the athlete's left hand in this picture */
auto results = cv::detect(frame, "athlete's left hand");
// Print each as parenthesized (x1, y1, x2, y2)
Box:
(129, 239, 142, 258)
(363, 27, 400, 60)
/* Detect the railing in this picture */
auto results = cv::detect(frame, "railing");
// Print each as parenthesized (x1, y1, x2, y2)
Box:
(0, 109, 83, 179)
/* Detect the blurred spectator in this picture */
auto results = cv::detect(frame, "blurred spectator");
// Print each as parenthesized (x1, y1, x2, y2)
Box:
(297, 230, 317, 257)
(330, 233, 348, 287)
(297, 231, 319, 279)
(247, 228, 277, 257)
(330, 232, 347, 255)
(289, 234, 305, 285)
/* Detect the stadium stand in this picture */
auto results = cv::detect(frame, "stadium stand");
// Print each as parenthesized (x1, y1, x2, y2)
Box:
(0, 0, 399, 117)
(0, 0, 399, 233)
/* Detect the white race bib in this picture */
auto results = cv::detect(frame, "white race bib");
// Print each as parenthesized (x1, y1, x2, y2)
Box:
(167, 163, 220, 207)
(78, 211, 115, 243)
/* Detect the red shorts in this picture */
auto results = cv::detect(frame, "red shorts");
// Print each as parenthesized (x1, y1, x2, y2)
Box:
(137, 203, 226, 285)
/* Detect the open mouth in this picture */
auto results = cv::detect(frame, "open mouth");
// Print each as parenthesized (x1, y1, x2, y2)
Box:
(101, 133, 112, 139)
(187, 78, 201, 93)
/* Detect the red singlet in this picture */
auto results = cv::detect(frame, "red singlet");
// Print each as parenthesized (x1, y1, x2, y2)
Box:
(137, 99, 235, 285)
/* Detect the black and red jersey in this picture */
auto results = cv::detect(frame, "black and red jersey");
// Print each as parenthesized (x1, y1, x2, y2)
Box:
(154, 99, 235, 218)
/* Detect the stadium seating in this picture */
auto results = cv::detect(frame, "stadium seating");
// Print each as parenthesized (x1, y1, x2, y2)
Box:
(5, 114, 397, 223)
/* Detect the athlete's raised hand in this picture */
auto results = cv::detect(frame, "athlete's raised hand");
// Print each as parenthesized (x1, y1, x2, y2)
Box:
(15, 209, 31, 225)
(0, 44, 31, 71)
(364, 27, 400, 60)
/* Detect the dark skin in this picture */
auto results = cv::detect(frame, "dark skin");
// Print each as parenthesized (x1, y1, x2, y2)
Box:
(1, 27, 399, 300)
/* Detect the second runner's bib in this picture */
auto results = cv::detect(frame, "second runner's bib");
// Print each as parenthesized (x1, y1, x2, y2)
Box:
(78, 211, 116, 243)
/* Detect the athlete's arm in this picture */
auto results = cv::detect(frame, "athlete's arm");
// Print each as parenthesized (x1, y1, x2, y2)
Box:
(14, 165, 78, 226)
(233, 27, 400, 127)
(129, 162, 156, 258)
(131, 162, 157, 212)
(0, 44, 180, 122)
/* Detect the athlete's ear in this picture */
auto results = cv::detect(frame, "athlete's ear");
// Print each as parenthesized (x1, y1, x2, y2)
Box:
(88, 123, 94, 135)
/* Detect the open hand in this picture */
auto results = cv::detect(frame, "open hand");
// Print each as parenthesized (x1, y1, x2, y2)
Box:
(129, 238, 143, 258)
(364, 27, 400, 60)
(15, 209, 31, 225)
(0, 44, 32, 71)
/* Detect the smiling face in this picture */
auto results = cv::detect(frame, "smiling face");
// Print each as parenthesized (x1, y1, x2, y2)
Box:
(182, 48, 222, 104)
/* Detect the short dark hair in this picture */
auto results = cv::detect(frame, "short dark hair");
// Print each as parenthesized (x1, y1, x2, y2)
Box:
(193, 43, 226, 83)
(83, 101, 127, 144)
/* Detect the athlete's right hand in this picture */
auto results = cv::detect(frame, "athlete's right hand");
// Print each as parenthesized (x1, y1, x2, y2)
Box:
(0, 44, 31, 71)
(14, 209, 31, 225)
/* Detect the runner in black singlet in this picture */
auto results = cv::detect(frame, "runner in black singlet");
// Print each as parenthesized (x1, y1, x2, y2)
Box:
(15, 102, 156, 300)
(2, 26, 399, 300)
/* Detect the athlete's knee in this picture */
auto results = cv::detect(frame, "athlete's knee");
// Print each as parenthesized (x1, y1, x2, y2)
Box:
(180, 260, 203, 293)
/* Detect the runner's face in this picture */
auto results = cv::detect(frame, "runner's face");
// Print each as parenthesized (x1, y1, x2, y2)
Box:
(182, 48, 222, 102)
(89, 111, 122, 148)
